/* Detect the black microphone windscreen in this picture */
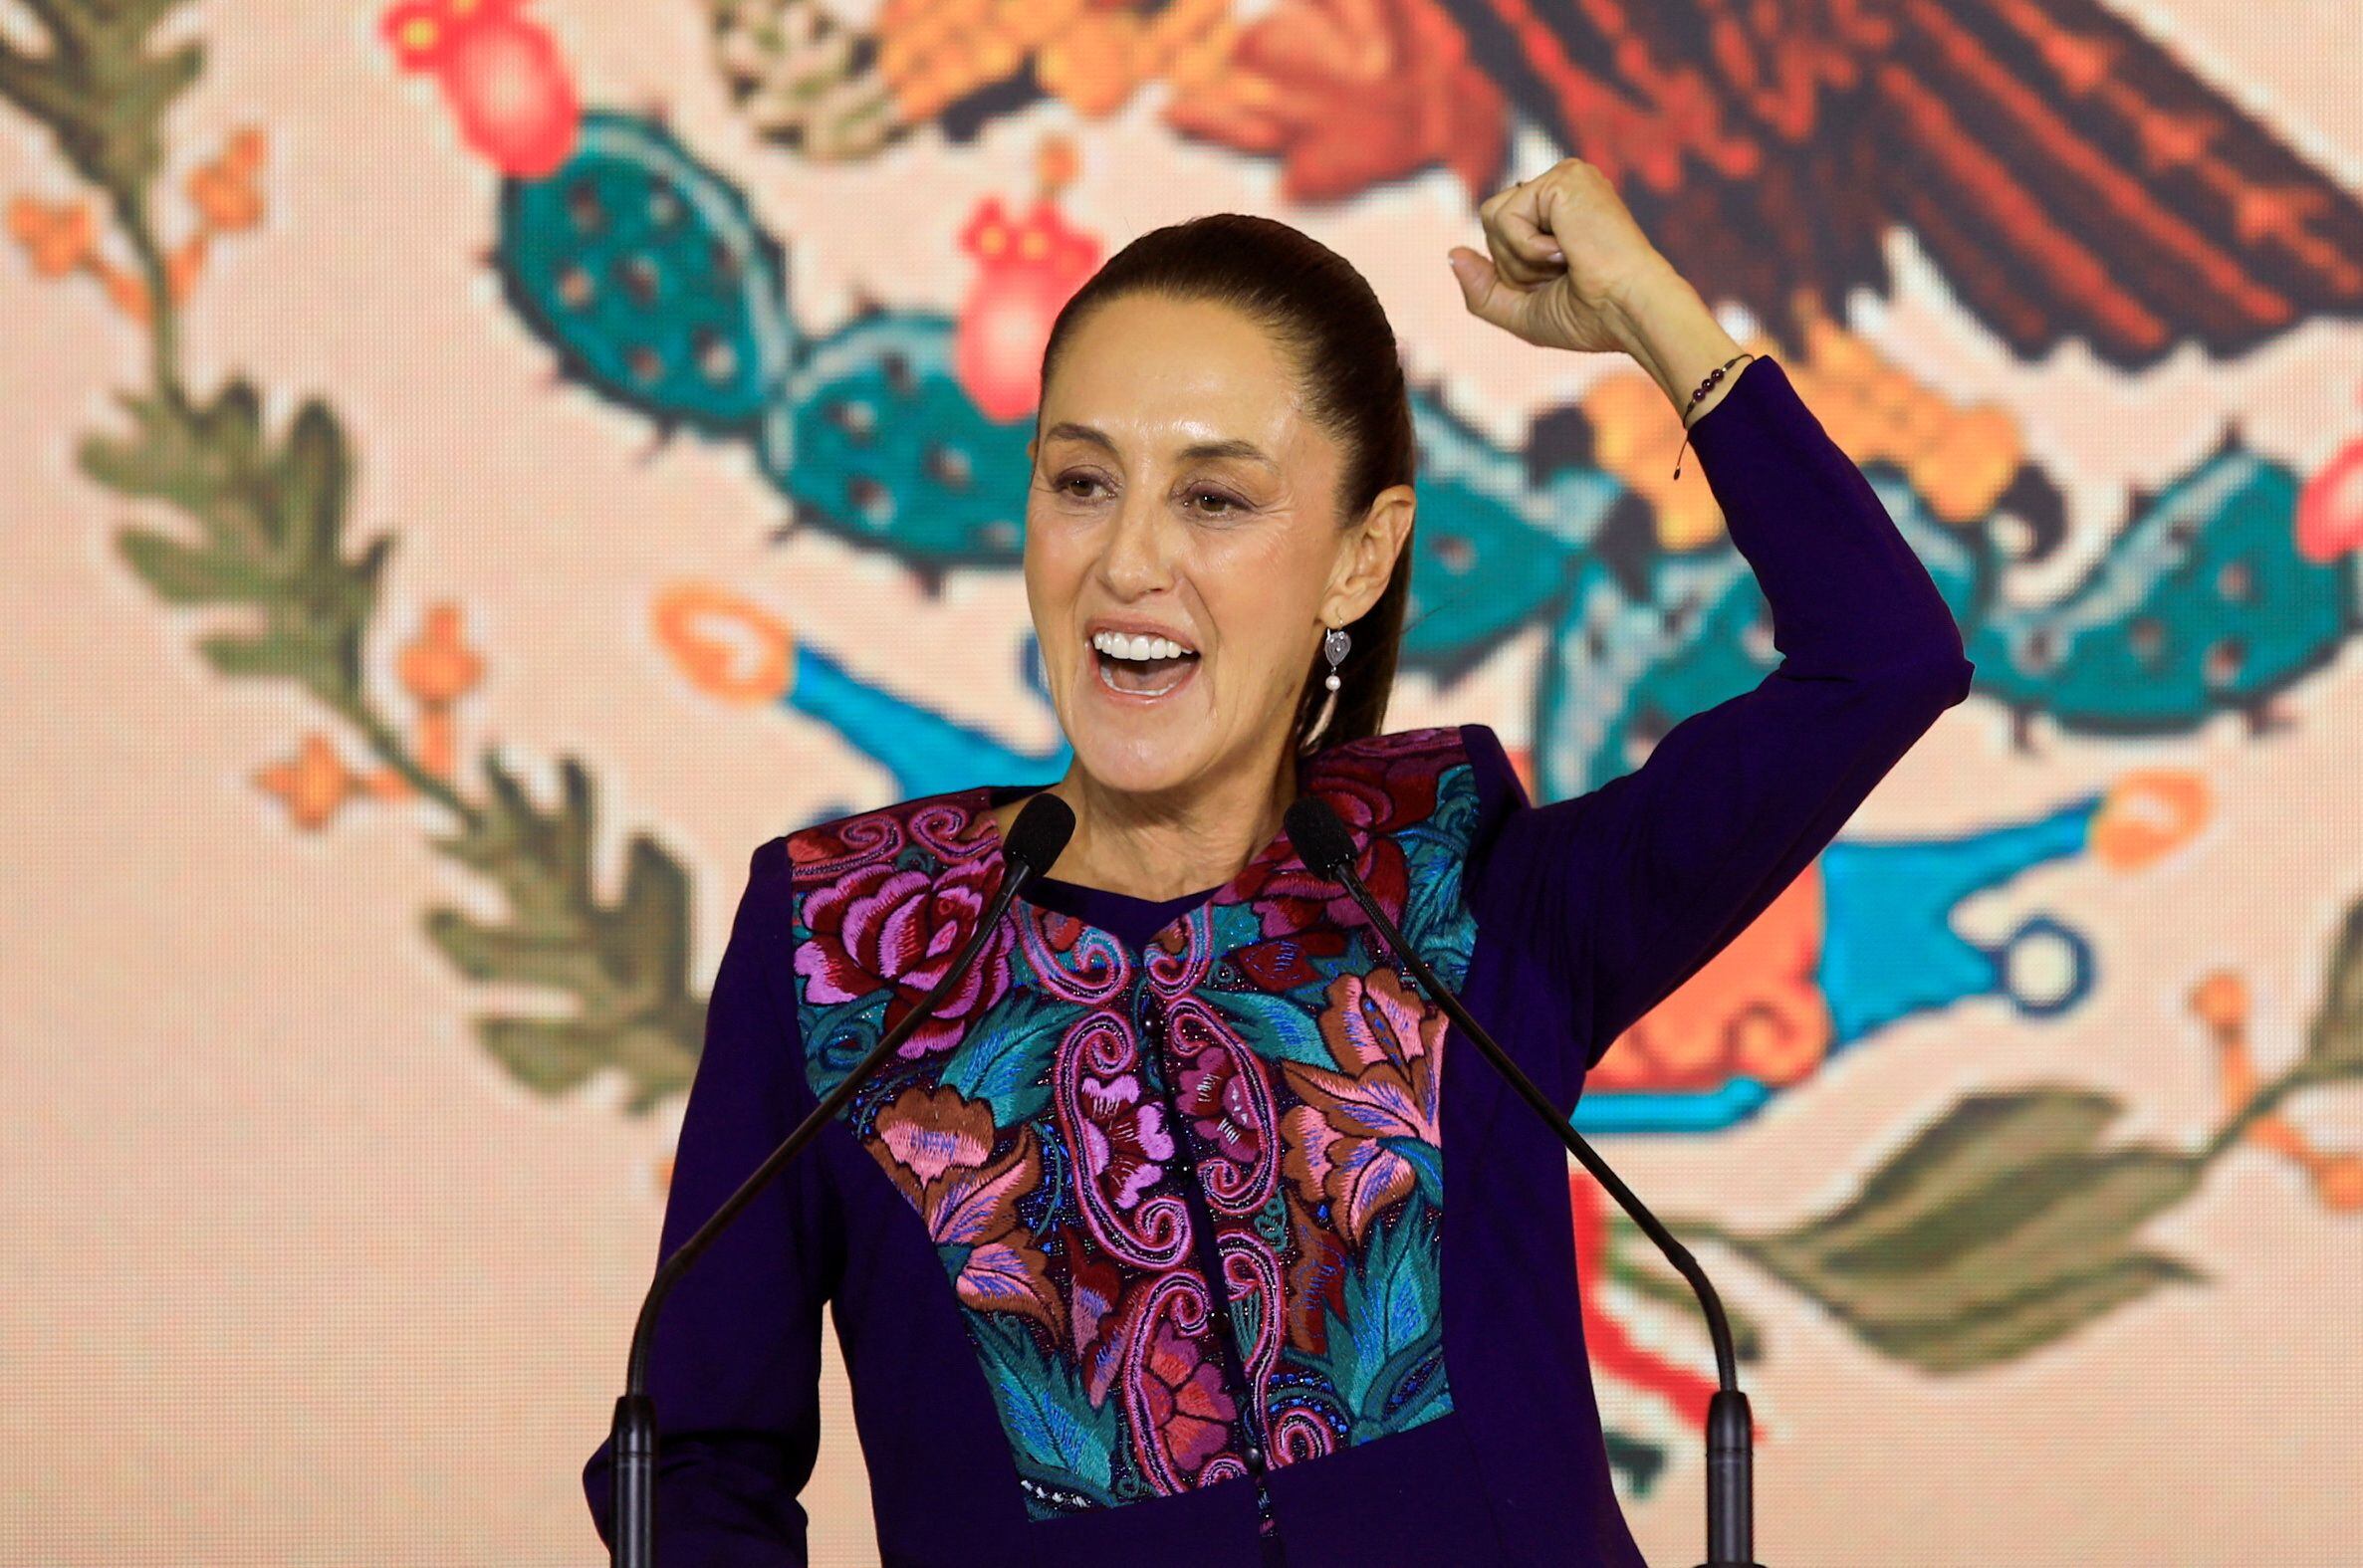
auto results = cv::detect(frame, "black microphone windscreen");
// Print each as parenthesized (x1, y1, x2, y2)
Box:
(1284, 795, 1356, 879)
(1003, 790, 1076, 876)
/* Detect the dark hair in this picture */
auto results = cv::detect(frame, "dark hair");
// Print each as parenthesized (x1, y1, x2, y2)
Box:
(1035, 213, 1417, 757)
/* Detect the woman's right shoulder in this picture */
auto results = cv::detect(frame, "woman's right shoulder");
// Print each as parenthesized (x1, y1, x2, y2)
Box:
(774, 784, 1001, 886)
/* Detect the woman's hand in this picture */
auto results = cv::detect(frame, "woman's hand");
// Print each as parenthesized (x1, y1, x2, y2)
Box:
(1449, 157, 1751, 425)
(1447, 158, 1676, 355)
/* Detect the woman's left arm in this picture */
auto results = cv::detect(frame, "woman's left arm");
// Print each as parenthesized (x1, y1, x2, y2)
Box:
(1572, 375, 1972, 1063)
(1452, 160, 1974, 1068)
(1475, 352, 1972, 1067)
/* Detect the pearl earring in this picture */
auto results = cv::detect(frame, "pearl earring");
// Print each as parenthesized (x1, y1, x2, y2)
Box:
(1322, 624, 1351, 692)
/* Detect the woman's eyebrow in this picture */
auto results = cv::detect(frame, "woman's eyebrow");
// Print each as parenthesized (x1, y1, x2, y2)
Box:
(1042, 422, 1279, 471)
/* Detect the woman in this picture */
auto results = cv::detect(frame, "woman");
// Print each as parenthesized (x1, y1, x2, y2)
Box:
(586, 161, 1973, 1565)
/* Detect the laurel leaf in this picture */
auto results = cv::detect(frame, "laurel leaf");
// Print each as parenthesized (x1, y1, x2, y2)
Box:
(2302, 894, 2363, 1081)
(426, 754, 706, 1112)
(1720, 1088, 2207, 1374)
(0, 2, 203, 199)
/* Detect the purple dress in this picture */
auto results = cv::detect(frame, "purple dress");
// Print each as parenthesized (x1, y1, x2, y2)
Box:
(583, 355, 1974, 1565)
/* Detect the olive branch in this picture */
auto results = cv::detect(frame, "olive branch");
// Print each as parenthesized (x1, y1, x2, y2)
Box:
(3, 0, 705, 1113)
(1620, 899, 2363, 1375)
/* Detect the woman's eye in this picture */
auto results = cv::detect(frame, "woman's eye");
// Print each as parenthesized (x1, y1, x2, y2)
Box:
(1052, 474, 1240, 517)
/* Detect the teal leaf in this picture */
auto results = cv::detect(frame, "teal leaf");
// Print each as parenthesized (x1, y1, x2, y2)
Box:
(966, 1312, 1124, 1508)
(1209, 900, 1265, 955)
(1301, 1198, 1447, 1431)
(1383, 1135, 1444, 1211)
(1206, 989, 1329, 1069)
(1394, 768, 1480, 984)
(941, 986, 1077, 1125)
(803, 995, 888, 1093)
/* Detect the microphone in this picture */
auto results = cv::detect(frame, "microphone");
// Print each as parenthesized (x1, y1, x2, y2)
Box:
(1284, 796, 1764, 1568)
(608, 791, 1075, 1567)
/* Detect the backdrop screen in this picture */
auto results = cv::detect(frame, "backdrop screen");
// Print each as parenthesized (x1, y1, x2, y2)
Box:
(6, 0, 2361, 1562)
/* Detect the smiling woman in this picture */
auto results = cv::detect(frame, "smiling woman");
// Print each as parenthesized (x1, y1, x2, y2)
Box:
(586, 178, 1975, 1568)
(1005, 217, 1422, 900)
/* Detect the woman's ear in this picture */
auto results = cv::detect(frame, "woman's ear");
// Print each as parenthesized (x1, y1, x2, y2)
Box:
(1323, 484, 1416, 623)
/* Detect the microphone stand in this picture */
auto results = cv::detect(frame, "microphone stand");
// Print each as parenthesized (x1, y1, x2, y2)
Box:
(1285, 799, 1765, 1568)
(608, 797, 1072, 1566)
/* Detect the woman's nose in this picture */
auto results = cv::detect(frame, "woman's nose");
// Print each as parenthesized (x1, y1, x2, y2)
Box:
(1096, 497, 1176, 597)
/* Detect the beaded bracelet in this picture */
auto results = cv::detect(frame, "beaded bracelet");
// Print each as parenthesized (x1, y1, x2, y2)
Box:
(1670, 351, 1756, 480)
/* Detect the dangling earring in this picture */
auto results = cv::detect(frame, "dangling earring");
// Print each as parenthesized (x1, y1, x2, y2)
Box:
(1323, 623, 1351, 692)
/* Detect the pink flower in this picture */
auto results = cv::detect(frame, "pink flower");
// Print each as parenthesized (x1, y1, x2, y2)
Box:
(866, 1083, 1064, 1338)
(1139, 1312, 1238, 1476)
(1075, 1073, 1174, 1211)
(796, 853, 1013, 1057)
(1281, 968, 1444, 1246)
(1239, 746, 1445, 937)
(1175, 1037, 1262, 1167)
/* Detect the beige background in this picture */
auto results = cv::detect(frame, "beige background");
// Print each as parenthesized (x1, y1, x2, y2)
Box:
(5, 1, 2362, 1562)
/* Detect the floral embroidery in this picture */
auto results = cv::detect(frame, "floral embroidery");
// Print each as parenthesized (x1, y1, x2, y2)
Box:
(1175, 1037, 1258, 1163)
(793, 814, 1013, 1058)
(788, 726, 1480, 1520)
(1135, 1288, 1241, 1477)
(867, 1082, 1064, 1337)
(1075, 1071, 1175, 1212)
(1236, 729, 1447, 936)
(1282, 969, 1446, 1246)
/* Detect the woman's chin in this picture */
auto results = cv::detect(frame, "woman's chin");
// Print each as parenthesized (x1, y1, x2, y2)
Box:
(1061, 658, 1217, 788)
(1067, 728, 1210, 795)
(1064, 695, 1224, 793)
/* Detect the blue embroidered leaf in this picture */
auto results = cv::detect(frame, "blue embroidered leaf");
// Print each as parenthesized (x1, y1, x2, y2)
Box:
(804, 994, 889, 1096)
(966, 1310, 1125, 1508)
(1383, 1344, 1452, 1430)
(1394, 767, 1479, 985)
(1205, 989, 1330, 1069)
(1300, 1197, 1449, 1436)
(1383, 1134, 1445, 1210)
(941, 986, 1076, 1126)
(1209, 900, 1266, 956)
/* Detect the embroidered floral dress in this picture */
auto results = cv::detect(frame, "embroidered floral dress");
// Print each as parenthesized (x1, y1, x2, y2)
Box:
(584, 357, 1975, 1566)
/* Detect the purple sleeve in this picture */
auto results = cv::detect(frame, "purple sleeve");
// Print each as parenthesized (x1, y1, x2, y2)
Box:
(1466, 355, 1974, 1080)
(583, 837, 840, 1564)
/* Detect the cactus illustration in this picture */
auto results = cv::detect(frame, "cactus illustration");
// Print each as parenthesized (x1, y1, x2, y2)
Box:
(1967, 433, 2350, 740)
(495, 112, 794, 439)
(475, 108, 2361, 808)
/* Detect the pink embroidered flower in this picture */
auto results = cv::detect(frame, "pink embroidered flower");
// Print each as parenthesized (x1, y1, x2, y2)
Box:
(867, 1083, 1064, 1339)
(796, 852, 1013, 1057)
(1140, 1312, 1238, 1476)
(1076, 1073, 1174, 1211)
(1281, 968, 1444, 1246)
(1239, 745, 1445, 937)
(1175, 1036, 1261, 1167)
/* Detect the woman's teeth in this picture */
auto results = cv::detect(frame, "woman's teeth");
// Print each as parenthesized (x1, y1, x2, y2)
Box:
(1089, 629, 1200, 697)
(1090, 630, 1194, 661)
